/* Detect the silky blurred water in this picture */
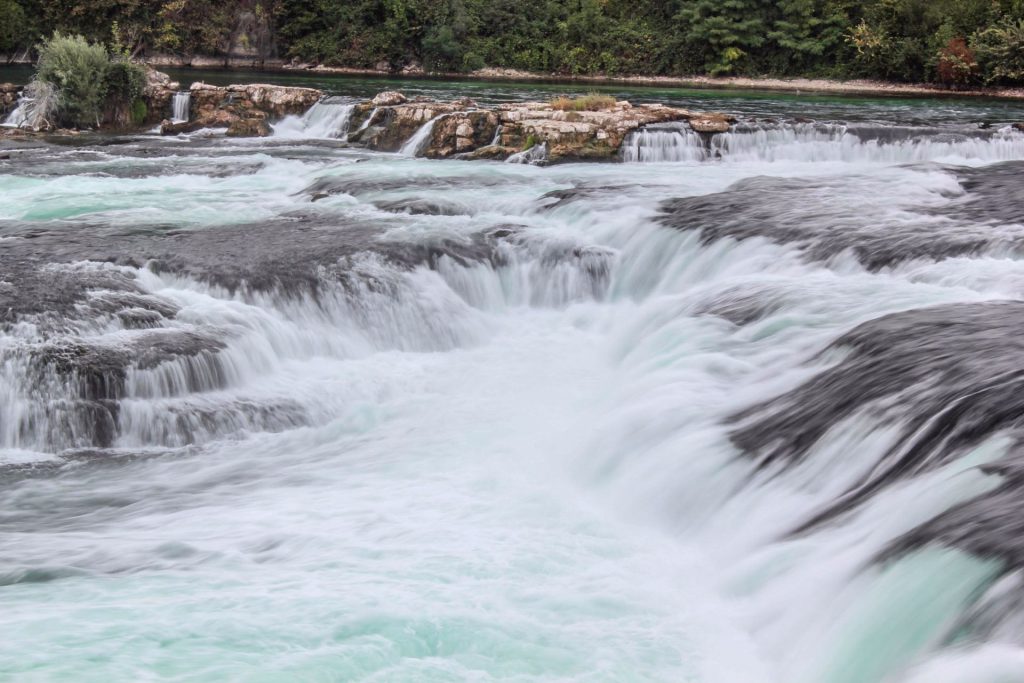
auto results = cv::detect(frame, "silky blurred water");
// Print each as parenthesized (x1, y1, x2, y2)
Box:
(2, 80, 1024, 682)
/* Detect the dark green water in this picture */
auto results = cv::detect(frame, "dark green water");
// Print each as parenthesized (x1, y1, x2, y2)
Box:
(4, 64, 1024, 126)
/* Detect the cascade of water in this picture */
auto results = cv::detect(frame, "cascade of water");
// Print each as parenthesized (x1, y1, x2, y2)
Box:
(1, 97, 29, 128)
(623, 121, 1024, 163)
(171, 91, 191, 123)
(356, 107, 378, 133)
(400, 115, 443, 156)
(621, 128, 707, 162)
(490, 124, 503, 146)
(273, 98, 356, 139)
(6, 92, 1024, 683)
(505, 141, 548, 164)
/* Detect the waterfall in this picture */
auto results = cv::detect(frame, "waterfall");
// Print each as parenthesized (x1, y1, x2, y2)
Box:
(9, 86, 1024, 683)
(621, 127, 707, 162)
(272, 98, 356, 139)
(171, 91, 191, 124)
(505, 141, 548, 165)
(355, 107, 378, 133)
(1, 97, 29, 128)
(400, 115, 442, 156)
(623, 121, 1024, 163)
(490, 124, 503, 146)
(2, 82, 57, 131)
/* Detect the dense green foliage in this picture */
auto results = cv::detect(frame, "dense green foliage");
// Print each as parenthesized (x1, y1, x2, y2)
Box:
(3, 0, 1024, 85)
(32, 32, 146, 127)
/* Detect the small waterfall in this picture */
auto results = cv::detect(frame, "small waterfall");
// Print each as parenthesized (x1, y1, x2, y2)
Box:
(2, 97, 29, 128)
(506, 141, 548, 165)
(2, 82, 56, 131)
(171, 91, 191, 124)
(400, 115, 442, 156)
(273, 98, 356, 139)
(490, 125, 503, 146)
(623, 121, 1024, 164)
(355, 108, 378, 133)
(621, 128, 707, 162)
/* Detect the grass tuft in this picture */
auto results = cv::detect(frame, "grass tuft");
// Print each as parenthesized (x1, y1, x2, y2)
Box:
(550, 93, 617, 111)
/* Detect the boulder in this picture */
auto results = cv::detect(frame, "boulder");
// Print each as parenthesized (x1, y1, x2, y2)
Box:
(0, 83, 20, 117)
(424, 111, 500, 158)
(225, 83, 320, 117)
(688, 115, 732, 134)
(372, 91, 407, 106)
(1014, 123, 1024, 132)
(226, 117, 271, 137)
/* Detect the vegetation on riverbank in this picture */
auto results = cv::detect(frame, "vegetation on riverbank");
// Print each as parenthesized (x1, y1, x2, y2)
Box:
(17, 33, 146, 128)
(2, 1, 1024, 87)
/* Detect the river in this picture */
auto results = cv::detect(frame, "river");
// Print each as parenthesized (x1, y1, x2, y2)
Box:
(3, 71, 1024, 682)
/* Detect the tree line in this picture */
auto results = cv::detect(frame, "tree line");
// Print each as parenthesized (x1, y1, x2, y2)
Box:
(2, 0, 1023, 86)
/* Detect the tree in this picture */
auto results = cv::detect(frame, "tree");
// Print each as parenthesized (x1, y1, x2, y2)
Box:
(972, 16, 1024, 84)
(0, 0, 28, 58)
(769, 0, 848, 74)
(675, 0, 771, 75)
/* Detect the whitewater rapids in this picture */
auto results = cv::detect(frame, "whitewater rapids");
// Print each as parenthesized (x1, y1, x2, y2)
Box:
(2, 86, 1024, 682)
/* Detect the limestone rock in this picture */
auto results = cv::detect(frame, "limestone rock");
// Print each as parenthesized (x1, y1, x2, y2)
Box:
(688, 115, 733, 134)
(226, 117, 271, 137)
(344, 90, 736, 164)
(372, 91, 407, 106)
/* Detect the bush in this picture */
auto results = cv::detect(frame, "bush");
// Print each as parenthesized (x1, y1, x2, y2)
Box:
(935, 37, 977, 85)
(461, 51, 485, 72)
(103, 60, 146, 103)
(972, 18, 1024, 85)
(130, 98, 147, 125)
(550, 93, 617, 111)
(36, 33, 110, 128)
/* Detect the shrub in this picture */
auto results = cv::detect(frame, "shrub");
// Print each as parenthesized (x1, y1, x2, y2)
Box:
(462, 51, 485, 72)
(130, 98, 147, 125)
(972, 18, 1024, 85)
(103, 60, 146, 103)
(550, 93, 617, 111)
(36, 33, 110, 128)
(935, 37, 977, 86)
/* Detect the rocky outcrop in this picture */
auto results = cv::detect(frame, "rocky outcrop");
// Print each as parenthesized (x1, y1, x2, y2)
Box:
(349, 102, 461, 152)
(343, 93, 734, 163)
(0, 83, 21, 117)
(160, 81, 322, 136)
(141, 68, 180, 124)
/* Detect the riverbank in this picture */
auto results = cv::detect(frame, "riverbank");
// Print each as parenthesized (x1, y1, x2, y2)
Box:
(6, 56, 1024, 101)
(301, 65, 1024, 101)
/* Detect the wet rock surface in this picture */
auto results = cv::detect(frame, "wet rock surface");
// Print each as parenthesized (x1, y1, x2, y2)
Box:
(658, 165, 1024, 270)
(342, 92, 732, 162)
(160, 81, 322, 136)
(0, 83, 20, 117)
